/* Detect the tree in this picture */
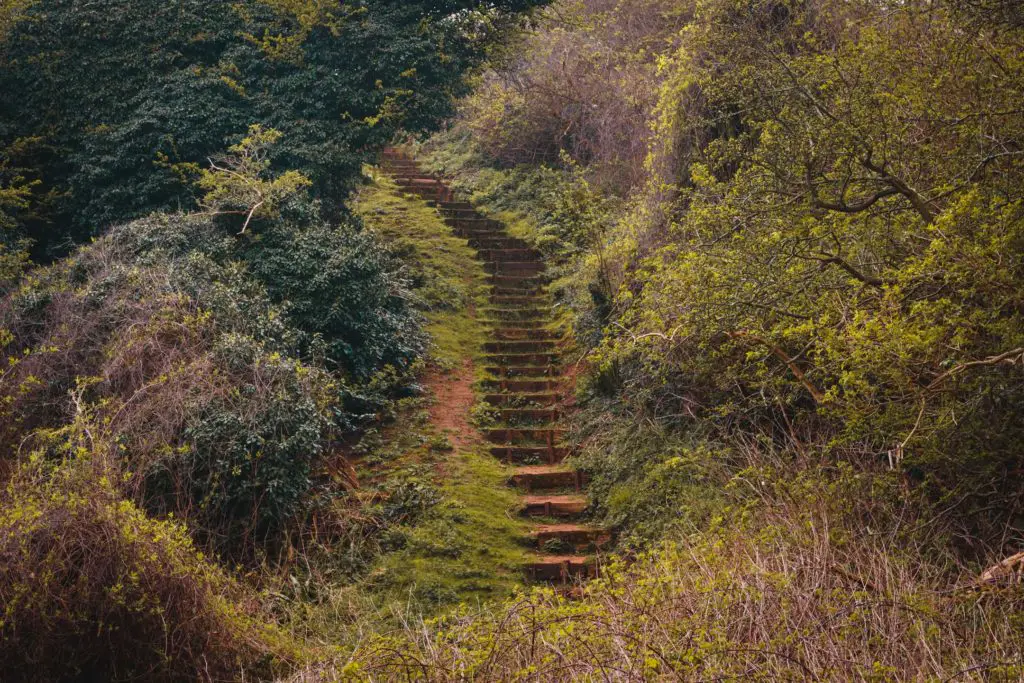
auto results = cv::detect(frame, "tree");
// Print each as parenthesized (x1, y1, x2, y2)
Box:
(0, 0, 548, 256)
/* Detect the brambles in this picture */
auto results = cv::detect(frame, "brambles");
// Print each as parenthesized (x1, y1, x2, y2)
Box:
(0, 447, 289, 682)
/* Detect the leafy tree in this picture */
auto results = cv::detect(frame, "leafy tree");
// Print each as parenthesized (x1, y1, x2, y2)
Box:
(0, 0, 547, 255)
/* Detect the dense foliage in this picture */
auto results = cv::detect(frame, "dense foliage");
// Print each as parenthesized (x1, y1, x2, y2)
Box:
(0, 0, 544, 257)
(0, 180, 420, 552)
(422, 0, 1024, 558)
(0, 2, 546, 678)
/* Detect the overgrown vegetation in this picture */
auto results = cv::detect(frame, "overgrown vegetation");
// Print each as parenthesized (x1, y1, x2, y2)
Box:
(330, 454, 1024, 680)
(3, 0, 1024, 678)
(421, 0, 1024, 557)
(0, 0, 543, 258)
(359, 0, 1024, 675)
(0, 1, 544, 679)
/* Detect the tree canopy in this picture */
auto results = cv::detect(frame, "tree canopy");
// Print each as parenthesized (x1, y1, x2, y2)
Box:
(0, 0, 545, 255)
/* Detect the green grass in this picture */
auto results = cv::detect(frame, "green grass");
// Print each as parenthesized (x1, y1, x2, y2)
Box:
(348, 170, 532, 611)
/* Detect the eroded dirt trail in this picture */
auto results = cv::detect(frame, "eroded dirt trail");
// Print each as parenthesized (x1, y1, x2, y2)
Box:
(381, 150, 609, 584)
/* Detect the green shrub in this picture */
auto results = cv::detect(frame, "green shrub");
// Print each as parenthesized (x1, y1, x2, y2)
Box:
(0, 0, 549, 255)
(0, 452, 290, 682)
(310, 461, 1024, 681)
(0, 197, 421, 554)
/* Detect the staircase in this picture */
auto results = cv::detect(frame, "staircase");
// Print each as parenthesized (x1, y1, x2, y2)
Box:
(380, 149, 609, 584)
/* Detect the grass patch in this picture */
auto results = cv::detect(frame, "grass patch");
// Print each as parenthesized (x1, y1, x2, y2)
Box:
(349, 171, 531, 610)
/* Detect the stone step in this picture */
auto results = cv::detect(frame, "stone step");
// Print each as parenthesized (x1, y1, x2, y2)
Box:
(509, 464, 583, 491)
(521, 494, 588, 517)
(446, 217, 504, 230)
(492, 445, 569, 465)
(460, 230, 507, 241)
(488, 274, 547, 288)
(477, 248, 541, 262)
(438, 201, 474, 210)
(483, 321, 549, 333)
(489, 294, 548, 306)
(491, 285, 545, 296)
(482, 378, 560, 393)
(485, 340, 557, 353)
(525, 555, 596, 582)
(395, 177, 442, 187)
(484, 427, 566, 445)
(469, 237, 529, 250)
(484, 261, 546, 276)
(480, 307, 552, 321)
(440, 206, 480, 216)
(491, 328, 558, 341)
(483, 352, 559, 366)
(495, 407, 562, 425)
(531, 524, 610, 551)
(484, 392, 560, 406)
(484, 365, 560, 377)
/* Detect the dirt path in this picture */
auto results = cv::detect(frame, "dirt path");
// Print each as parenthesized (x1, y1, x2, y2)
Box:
(425, 359, 478, 452)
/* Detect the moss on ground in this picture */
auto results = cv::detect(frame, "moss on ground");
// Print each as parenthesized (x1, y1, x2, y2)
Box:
(349, 171, 531, 611)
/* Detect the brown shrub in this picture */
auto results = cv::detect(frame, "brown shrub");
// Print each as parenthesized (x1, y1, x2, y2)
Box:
(0, 449, 291, 682)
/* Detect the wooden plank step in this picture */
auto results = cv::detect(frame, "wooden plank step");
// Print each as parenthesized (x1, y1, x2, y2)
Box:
(491, 445, 568, 464)
(509, 465, 582, 491)
(484, 261, 545, 275)
(483, 352, 559, 366)
(484, 392, 560, 406)
(482, 378, 559, 393)
(491, 328, 557, 341)
(485, 340, 557, 353)
(495, 407, 561, 424)
(531, 524, 610, 550)
(484, 427, 566, 444)
(469, 237, 528, 249)
(525, 555, 596, 582)
(483, 365, 560, 377)
(446, 217, 503, 229)
(478, 250, 541, 263)
(489, 294, 548, 306)
(522, 494, 588, 517)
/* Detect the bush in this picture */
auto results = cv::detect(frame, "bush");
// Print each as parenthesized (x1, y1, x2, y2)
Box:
(0, 452, 288, 682)
(0, 198, 421, 555)
(305, 459, 1024, 681)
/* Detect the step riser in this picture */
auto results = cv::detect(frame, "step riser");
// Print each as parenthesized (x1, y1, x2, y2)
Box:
(485, 428, 565, 444)
(533, 530, 611, 550)
(491, 286, 544, 296)
(485, 354, 559, 366)
(522, 500, 587, 517)
(489, 297, 549, 307)
(489, 274, 547, 285)
(485, 393, 560, 406)
(476, 249, 540, 261)
(526, 561, 595, 582)
(484, 263, 545, 276)
(510, 470, 582, 491)
(491, 331, 557, 342)
(485, 342, 557, 353)
(491, 446, 568, 465)
(481, 310, 551, 321)
(483, 380, 559, 393)
(484, 366, 560, 377)
(496, 409, 562, 425)
(449, 222, 505, 233)
(469, 238, 529, 250)
(485, 320, 548, 330)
